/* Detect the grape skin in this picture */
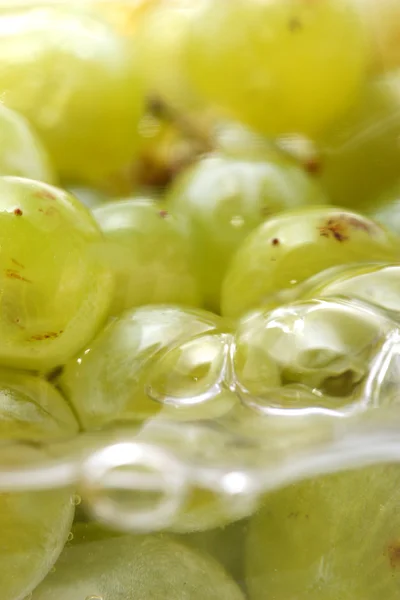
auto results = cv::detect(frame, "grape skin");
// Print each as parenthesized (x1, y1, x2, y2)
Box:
(0, 6, 143, 188)
(221, 206, 400, 318)
(32, 528, 245, 600)
(0, 103, 55, 184)
(0, 176, 113, 372)
(166, 153, 327, 312)
(93, 198, 200, 316)
(59, 306, 225, 430)
(185, 0, 367, 137)
(0, 369, 77, 600)
(246, 465, 400, 600)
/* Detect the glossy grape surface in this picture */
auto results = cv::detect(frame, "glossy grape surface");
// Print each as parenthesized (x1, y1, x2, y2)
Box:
(0, 103, 55, 184)
(222, 206, 400, 318)
(59, 306, 227, 430)
(246, 465, 400, 600)
(0, 6, 143, 188)
(0, 369, 77, 600)
(0, 176, 112, 371)
(33, 527, 245, 600)
(166, 153, 327, 312)
(93, 198, 199, 315)
(185, 0, 367, 137)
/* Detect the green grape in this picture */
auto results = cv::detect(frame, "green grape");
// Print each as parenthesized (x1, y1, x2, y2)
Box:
(0, 368, 77, 442)
(0, 176, 112, 372)
(246, 464, 400, 600)
(32, 531, 245, 600)
(179, 519, 249, 586)
(317, 72, 400, 210)
(135, 0, 201, 110)
(184, 0, 367, 137)
(0, 103, 55, 184)
(221, 206, 400, 318)
(0, 369, 77, 600)
(166, 153, 327, 312)
(233, 299, 390, 412)
(0, 6, 143, 188)
(59, 306, 228, 430)
(301, 263, 400, 316)
(93, 198, 200, 315)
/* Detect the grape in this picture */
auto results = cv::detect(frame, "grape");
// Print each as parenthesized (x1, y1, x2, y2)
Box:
(246, 464, 400, 600)
(0, 369, 77, 600)
(32, 530, 245, 600)
(0, 6, 143, 188)
(93, 198, 200, 315)
(0, 176, 112, 372)
(166, 153, 327, 312)
(0, 103, 55, 184)
(59, 306, 227, 430)
(317, 72, 400, 210)
(300, 263, 400, 316)
(0, 368, 77, 442)
(221, 206, 400, 318)
(233, 298, 391, 414)
(184, 0, 367, 137)
(180, 519, 248, 587)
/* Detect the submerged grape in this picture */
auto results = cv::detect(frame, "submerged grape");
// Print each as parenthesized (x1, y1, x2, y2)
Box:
(247, 464, 400, 600)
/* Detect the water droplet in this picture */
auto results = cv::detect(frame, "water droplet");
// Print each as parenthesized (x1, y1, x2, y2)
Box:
(67, 532, 74, 542)
(230, 215, 244, 228)
(71, 494, 82, 506)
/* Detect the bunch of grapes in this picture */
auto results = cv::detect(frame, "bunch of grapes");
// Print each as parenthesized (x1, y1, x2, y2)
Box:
(0, 0, 399, 599)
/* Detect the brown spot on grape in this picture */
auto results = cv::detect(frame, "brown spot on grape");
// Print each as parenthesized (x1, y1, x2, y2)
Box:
(29, 330, 63, 342)
(304, 157, 322, 174)
(11, 258, 24, 268)
(344, 215, 375, 235)
(318, 216, 349, 242)
(5, 269, 31, 283)
(288, 17, 302, 32)
(159, 210, 168, 219)
(387, 541, 400, 569)
(34, 189, 56, 201)
(272, 238, 280, 246)
(13, 208, 23, 216)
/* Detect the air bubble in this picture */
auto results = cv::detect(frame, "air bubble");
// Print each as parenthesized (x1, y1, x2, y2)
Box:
(67, 532, 74, 542)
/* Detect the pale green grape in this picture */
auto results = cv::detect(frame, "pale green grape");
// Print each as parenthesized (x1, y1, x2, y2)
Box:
(246, 464, 400, 600)
(0, 6, 143, 188)
(93, 198, 200, 315)
(0, 176, 112, 371)
(317, 72, 400, 210)
(59, 306, 228, 430)
(185, 0, 367, 137)
(32, 530, 245, 600)
(0, 103, 55, 183)
(301, 263, 400, 315)
(166, 153, 327, 312)
(179, 519, 248, 586)
(0, 369, 77, 600)
(234, 298, 390, 412)
(221, 206, 400, 318)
